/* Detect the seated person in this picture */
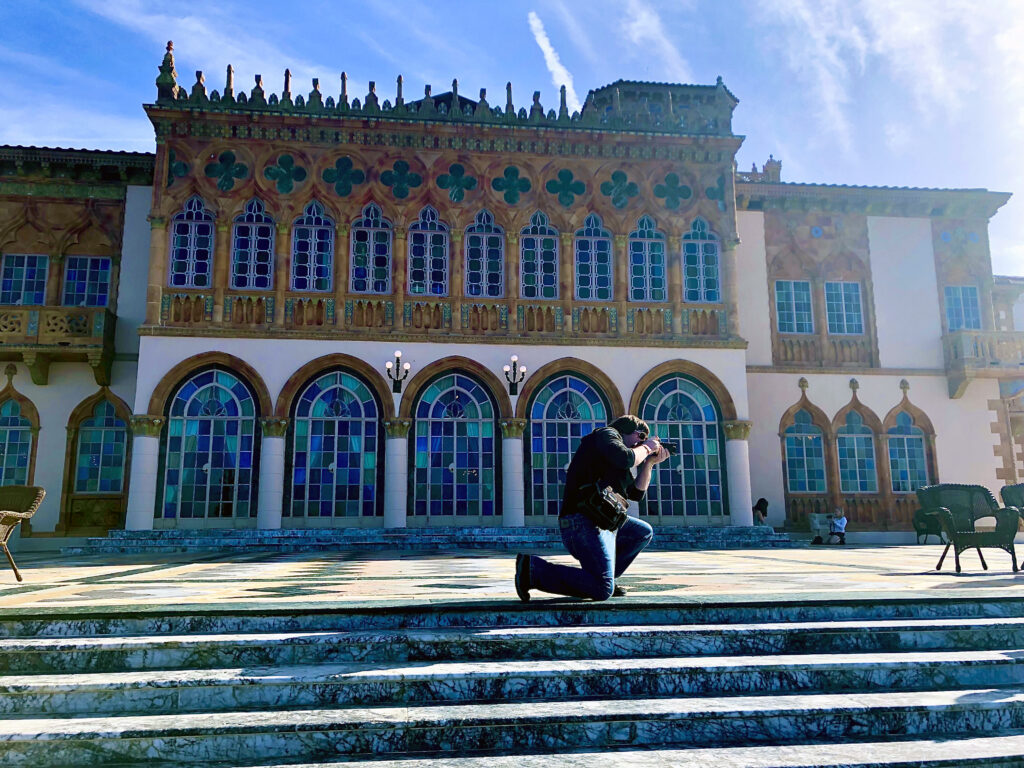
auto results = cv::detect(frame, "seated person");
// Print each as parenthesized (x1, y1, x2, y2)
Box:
(828, 508, 847, 545)
(752, 498, 769, 526)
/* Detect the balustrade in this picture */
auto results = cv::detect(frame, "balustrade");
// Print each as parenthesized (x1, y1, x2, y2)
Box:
(0, 306, 115, 385)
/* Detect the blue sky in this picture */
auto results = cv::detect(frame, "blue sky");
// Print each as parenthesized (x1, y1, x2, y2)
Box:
(2, 0, 1022, 275)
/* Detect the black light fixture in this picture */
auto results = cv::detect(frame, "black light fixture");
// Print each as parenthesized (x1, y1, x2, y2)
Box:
(503, 354, 527, 396)
(385, 350, 411, 393)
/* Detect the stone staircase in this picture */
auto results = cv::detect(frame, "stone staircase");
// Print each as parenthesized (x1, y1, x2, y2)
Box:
(62, 525, 794, 555)
(4, 596, 1024, 765)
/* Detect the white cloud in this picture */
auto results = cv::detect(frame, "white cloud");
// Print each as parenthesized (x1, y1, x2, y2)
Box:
(549, 0, 600, 68)
(0, 100, 152, 151)
(884, 122, 911, 154)
(621, 0, 694, 84)
(527, 11, 582, 113)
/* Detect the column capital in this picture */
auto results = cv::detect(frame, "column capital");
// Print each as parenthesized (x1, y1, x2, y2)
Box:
(148, 215, 167, 230)
(384, 417, 412, 438)
(500, 418, 528, 439)
(260, 417, 289, 437)
(614, 234, 627, 249)
(723, 419, 752, 441)
(668, 235, 682, 251)
(130, 414, 165, 437)
(506, 233, 519, 247)
(560, 232, 573, 248)
(216, 222, 230, 233)
(451, 229, 464, 244)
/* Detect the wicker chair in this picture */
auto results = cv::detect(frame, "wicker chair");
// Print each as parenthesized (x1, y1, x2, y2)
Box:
(0, 486, 45, 582)
(916, 484, 1020, 573)
(1001, 483, 1024, 512)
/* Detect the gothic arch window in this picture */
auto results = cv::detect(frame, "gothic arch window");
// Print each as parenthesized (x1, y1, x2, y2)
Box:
(836, 411, 878, 494)
(783, 410, 827, 493)
(526, 374, 608, 518)
(350, 203, 393, 294)
(162, 369, 258, 520)
(574, 213, 613, 301)
(465, 210, 504, 298)
(169, 195, 214, 288)
(683, 217, 720, 303)
(408, 206, 450, 296)
(520, 212, 559, 300)
(291, 201, 334, 292)
(629, 215, 667, 302)
(411, 373, 498, 519)
(0, 399, 35, 485)
(887, 412, 930, 493)
(231, 199, 275, 290)
(287, 370, 382, 519)
(73, 400, 128, 493)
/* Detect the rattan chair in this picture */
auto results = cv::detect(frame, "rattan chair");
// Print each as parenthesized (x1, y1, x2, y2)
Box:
(0, 486, 45, 582)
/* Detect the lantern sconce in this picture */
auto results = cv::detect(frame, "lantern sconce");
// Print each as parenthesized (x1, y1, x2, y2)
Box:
(385, 350, 411, 393)
(503, 354, 527, 396)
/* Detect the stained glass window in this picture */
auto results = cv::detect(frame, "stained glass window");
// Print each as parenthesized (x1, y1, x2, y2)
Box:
(465, 210, 504, 298)
(231, 199, 274, 290)
(683, 218, 720, 303)
(408, 206, 449, 296)
(837, 411, 878, 493)
(945, 285, 982, 331)
(520, 212, 559, 300)
(75, 400, 127, 493)
(289, 371, 380, 518)
(784, 410, 827, 493)
(350, 203, 393, 294)
(1, 254, 48, 305)
(527, 375, 607, 517)
(0, 400, 32, 486)
(413, 374, 497, 518)
(640, 377, 724, 519)
(62, 256, 110, 307)
(162, 370, 257, 520)
(291, 201, 334, 292)
(888, 412, 929, 493)
(628, 215, 667, 302)
(776, 280, 814, 334)
(825, 281, 863, 334)
(169, 196, 214, 288)
(574, 214, 613, 301)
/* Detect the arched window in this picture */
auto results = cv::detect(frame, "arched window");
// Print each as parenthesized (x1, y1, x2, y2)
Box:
(628, 215, 667, 302)
(412, 374, 497, 518)
(574, 213, 613, 301)
(783, 409, 827, 493)
(169, 195, 214, 288)
(520, 212, 559, 300)
(683, 218, 720, 303)
(887, 412, 929, 493)
(74, 401, 127, 493)
(0, 400, 33, 485)
(408, 206, 450, 296)
(162, 370, 258, 520)
(464, 210, 504, 298)
(527, 375, 608, 517)
(291, 201, 334, 292)
(640, 376, 724, 521)
(836, 411, 878, 494)
(231, 199, 274, 290)
(350, 203, 393, 294)
(288, 371, 381, 519)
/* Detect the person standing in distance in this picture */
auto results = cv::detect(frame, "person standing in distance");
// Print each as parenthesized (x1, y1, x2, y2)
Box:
(514, 415, 670, 601)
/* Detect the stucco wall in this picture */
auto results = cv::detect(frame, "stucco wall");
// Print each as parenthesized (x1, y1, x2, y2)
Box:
(735, 210, 772, 365)
(114, 186, 153, 355)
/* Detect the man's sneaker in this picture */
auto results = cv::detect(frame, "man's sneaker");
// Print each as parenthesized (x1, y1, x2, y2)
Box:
(612, 584, 627, 597)
(515, 553, 531, 602)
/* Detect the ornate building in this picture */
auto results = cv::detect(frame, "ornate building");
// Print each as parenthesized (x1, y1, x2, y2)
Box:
(1, 43, 1020, 541)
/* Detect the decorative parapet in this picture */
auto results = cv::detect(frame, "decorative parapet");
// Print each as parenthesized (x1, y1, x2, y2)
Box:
(130, 415, 165, 437)
(0, 145, 154, 199)
(0, 307, 116, 385)
(500, 419, 528, 439)
(384, 418, 412, 438)
(259, 417, 289, 437)
(943, 330, 1024, 398)
(722, 420, 752, 441)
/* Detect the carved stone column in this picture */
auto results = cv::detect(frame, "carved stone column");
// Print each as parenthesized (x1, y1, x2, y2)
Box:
(720, 240, 739, 338)
(257, 417, 288, 530)
(500, 418, 527, 527)
(613, 234, 628, 337)
(212, 222, 230, 323)
(668, 234, 683, 334)
(124, 415, 165, 530)
(450, 229, 464, 328)
(393, 226, 407, 328)
(335, 222, 349, 313)
(723, 419, 754, 526)
(560, 231, 573, 332)
(145, 217, 168, 324)
(384, 418, 411, 528)
(506, 232, 519, 327)
(274, 223, 289, 324)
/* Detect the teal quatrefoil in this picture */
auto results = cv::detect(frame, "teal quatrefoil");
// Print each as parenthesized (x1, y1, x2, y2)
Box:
(263, 154, 307, 194)
(600, 171, 638, 209)
(204, 151, 248, 192)
(653, 173, 693, 210)
(322, 156, 366, 197)
(491, 166, 531, 205)
(167, 149, 190, 188)
(380, 160, 422, 199)
(545, 169, 585, 208)
(705, 174, 727, 211)
(437, 163, 478, 203)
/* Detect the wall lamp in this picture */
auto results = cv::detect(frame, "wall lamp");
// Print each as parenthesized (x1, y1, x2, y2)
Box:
(503, 354, 527, 396)
(385, 350, 411, 393)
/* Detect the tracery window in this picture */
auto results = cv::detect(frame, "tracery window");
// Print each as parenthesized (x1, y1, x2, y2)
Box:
(887, 412, 929, 493)
(350, 203, 393, 294)
(291, 201, 334, 292)
(775, 280, 814, 334)
(944, 285, 982, 331)
(74, 400, 127, 493)
(289, 371, 380, 519)
(408, 206, 449, 296)
(520, 212, 559, 300)
(836, 411, 878, 494)
(231, 199, 274, 290)
(628, 215, 667, 302)
(169, 196, 214, 289)
(574, 214, 613, 301)
(527, 375, 607, 517)
(0, 400, 33, 486)
(464, 210, 504, 298)
(412, 374, 497, 518)
(62, 256, 111, 307)
(162, 370, 257, 520)
(783, 410, 827, 493)
(683, 218, 720, 303)
(825, 281, 864, 335)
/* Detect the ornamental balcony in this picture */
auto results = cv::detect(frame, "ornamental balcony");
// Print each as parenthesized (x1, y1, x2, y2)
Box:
(943, 330, 1024, 398)
(0, 306, 116, 385)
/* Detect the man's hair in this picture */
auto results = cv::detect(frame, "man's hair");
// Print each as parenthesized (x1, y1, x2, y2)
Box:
(608, 415, 650, 437)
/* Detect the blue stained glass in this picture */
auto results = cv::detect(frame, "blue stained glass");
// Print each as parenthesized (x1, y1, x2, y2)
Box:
(837, 411, 878, 493)
(683, 218, 720, 303)
(0, 400, 32, 486)
(62, 256, 111, 307)
(169, 196, 214, 289)
(520, 211, 559, 300)
(784, 410, 827, 493)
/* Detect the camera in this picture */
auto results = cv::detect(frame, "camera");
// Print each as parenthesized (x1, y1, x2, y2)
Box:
(659, 440, 680, 455)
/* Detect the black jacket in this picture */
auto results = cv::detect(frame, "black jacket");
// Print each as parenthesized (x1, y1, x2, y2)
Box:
(561, 426, 646, 517)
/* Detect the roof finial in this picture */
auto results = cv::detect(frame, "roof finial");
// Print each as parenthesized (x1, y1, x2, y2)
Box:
(156, 40, 180, 102)
(396, 75, 404, 106)
(798, 377, 809, 392)
(899, 378, 910, 395)
(849, 378, 859, 392)
(225, 65, 234, 100)
(340, 72, 349, 109)
(4, 364, 15, 387)
(506, 81, 514, 114)
(283, 69, 292, 98)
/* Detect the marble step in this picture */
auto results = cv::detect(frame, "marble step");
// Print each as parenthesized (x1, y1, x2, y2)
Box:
(3, 687, 1024, 767)
(2, 649, 1021, 718)
(3, 617, 1024, 675)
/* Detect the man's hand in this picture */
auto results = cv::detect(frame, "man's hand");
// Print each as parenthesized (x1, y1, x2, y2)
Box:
(642, 438, 671, 464)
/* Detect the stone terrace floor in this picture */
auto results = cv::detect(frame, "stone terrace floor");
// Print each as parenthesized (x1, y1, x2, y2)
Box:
(3, 544, 1024, 613)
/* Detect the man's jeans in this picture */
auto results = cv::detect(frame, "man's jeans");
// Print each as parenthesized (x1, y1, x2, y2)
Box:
(528, 513, 654, 600)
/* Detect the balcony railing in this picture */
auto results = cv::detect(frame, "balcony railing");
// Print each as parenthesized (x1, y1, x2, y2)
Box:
(943, 330, 1024, 398)
(0, 306, 116, 385)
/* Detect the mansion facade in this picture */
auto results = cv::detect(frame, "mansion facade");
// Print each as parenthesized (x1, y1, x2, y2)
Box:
(1, 43, 1020, 540)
